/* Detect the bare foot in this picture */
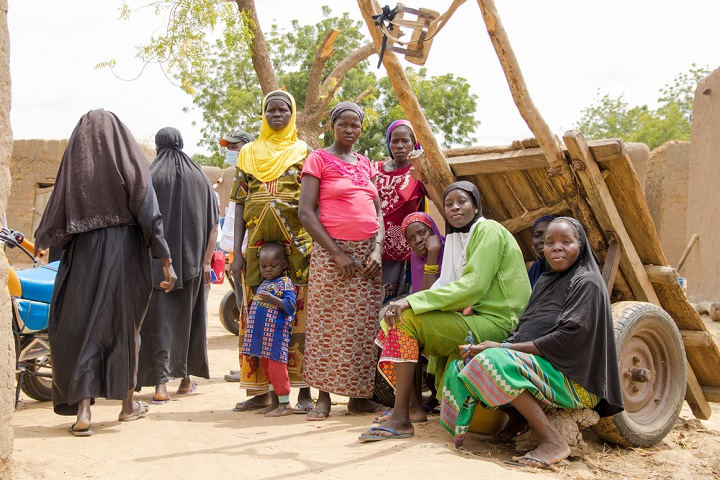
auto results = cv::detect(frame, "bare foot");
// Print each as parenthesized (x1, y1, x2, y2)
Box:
(265, 403, 294, 417)
(375, 407, 427, 424)
(256, 403, 278, 414)
(512, 440, 571, 468)
(177, 377, 197, 394)
(73, 398, 91, 432)
(233, 393, 271, 412)
(152, 384, 171, 404)
(347, 398, 386, 414)
(307, 394, 331, 421)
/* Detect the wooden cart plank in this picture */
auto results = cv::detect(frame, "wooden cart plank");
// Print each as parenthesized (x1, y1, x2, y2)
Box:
(686, 362, 712, 420)
(564, 131, 660, 304)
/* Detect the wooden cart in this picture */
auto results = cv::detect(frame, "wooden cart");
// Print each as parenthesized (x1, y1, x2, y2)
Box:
(357, 0, 720, 447)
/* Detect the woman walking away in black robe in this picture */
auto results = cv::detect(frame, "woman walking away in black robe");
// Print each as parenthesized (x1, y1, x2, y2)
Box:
(136, 127, 218, 402)
(34, 109, 177, 437)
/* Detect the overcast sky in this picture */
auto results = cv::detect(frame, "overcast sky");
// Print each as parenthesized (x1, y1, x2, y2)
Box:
(7, 1, 719, 155)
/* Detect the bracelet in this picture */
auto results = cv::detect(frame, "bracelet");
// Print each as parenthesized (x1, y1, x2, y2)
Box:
(501, 342, 512, 350)
(423, 264, 439, 274)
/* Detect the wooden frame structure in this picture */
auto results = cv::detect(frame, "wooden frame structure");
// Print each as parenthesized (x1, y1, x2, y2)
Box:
(357, 0, 720, 423)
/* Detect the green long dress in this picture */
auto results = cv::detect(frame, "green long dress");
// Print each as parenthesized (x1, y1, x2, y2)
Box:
(378, 220, 531, 391)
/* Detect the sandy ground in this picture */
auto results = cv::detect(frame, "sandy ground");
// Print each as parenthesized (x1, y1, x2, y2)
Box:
(11, 285, 720, 480)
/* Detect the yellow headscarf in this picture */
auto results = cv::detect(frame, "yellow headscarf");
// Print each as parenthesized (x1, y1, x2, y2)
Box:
(237, 90, 309, 182)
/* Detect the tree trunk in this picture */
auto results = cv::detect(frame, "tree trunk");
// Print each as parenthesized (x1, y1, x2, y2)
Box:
(235, 0, 279, 95)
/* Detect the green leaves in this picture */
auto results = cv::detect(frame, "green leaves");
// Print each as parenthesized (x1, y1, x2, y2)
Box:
(122, 2, 479, 161)
(576, 65, 711, 150)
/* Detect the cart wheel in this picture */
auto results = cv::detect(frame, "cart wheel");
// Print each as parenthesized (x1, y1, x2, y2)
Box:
(593, 301, 686, 447)
(219, 289, 240, 336)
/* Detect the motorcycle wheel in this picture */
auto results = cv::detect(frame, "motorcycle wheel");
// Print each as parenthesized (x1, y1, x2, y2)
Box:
(219, 289, 240, 336)
(20, 356, 53, 402)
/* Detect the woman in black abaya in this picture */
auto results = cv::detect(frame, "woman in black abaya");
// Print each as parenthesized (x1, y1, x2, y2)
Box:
(35, 109, 177, 436)
(136, 127, 218, 402)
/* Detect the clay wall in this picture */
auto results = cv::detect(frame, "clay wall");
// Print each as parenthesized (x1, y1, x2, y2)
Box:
(685, 68, 720, 302)
(645, 141, 691, 267)
(625, 142, 650, 193)
(7, 139, 235, 255)
(1, 0, 16, 476)
(6, 140, 67, 264)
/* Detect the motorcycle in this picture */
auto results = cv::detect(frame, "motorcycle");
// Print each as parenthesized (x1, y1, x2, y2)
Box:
(2, 227, 55, 407)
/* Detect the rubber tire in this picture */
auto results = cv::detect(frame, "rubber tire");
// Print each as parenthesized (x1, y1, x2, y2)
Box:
(219, 289, 240, 336)
(592, 301, 686, 447)
(20, 357, 53, 402)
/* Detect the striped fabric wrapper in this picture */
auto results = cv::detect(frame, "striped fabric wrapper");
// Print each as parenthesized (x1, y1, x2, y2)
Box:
(440, 348, 600, 448)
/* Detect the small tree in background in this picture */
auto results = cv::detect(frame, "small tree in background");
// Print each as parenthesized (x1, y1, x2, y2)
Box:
(576, 64, 711, 150)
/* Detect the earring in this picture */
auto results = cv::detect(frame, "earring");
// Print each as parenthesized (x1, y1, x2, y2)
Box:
(474, 209, 478, 214)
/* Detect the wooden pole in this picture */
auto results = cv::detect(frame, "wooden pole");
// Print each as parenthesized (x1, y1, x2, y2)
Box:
(357, 0, 456, 204)
(677, 233, 699, 273)
(473, 0, 619, 295)
(475, 0, 569, 184)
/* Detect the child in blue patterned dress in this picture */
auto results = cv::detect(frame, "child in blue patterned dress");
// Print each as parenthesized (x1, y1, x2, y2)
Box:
(242, 242, 297, 417)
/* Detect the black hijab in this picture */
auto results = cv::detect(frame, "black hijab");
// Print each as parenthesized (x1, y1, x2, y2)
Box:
(35, 109, 151, 250)
(150, 127, 218, 289)
(508, 217, 624, 417)
(442, 181, 483, 234)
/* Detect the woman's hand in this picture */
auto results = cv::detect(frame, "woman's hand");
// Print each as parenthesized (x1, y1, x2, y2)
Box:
(204, 261, 212, 286)
(230, 254, 246, 283)
(459, 341, 501, 361)
(383, 298, 411, 329)
(361, 244, 382, 278)
(426, 235, 442, 256)
(332, 249, 360, 281)
(160, 258, 177, 293)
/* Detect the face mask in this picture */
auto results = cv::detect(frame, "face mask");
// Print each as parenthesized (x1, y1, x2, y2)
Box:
(225, 149, 239, 166)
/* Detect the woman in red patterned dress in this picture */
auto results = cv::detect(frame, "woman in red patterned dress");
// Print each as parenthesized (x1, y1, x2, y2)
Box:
(375, 120, 427, 302)
(298, 101, 386, 420)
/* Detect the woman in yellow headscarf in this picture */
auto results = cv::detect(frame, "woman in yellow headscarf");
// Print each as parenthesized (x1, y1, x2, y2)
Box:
(228, 90, 314, 414)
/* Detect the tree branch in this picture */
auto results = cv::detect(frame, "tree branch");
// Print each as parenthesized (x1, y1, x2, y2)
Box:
(236, 0, 279, 95)
(318, 42, 376, 113)
(305, 28, 341, 114)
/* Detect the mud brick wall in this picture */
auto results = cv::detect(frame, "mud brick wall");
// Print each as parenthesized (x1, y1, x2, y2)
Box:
(645, 141, 691, 268)
(685, 68, 720, 302)
(1, 0, 16, 476)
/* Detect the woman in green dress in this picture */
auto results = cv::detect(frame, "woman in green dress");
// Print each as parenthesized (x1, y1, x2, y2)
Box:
(228, 90, 313, 413)
(359, 181, 531, 441)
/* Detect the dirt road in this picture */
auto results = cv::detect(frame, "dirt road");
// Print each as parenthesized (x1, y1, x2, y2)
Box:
(12, 285, 720, 479)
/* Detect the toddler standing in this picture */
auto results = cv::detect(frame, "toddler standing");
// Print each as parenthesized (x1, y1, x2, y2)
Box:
(242, 242, 296, 417)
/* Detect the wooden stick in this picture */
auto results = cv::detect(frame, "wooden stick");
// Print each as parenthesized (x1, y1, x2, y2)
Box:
(357, 0, 456, 200)
(677, 233, 699, 273)
(475, 0, 568, 183)
(644, 265, 679, 285)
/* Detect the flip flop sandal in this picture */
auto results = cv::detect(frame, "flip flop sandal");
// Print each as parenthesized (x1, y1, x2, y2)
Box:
(233, 400, 267, 412)
(176, 381, 198, 395)
(504, 453, 558, 470)
(118, 401, 149, 422)
(292, 403, 314, 414)
(68, 422, 92, 437)
(305, 409, 330, 421)
(358, 426, 413, 442)
(151, 395, 172, 405)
